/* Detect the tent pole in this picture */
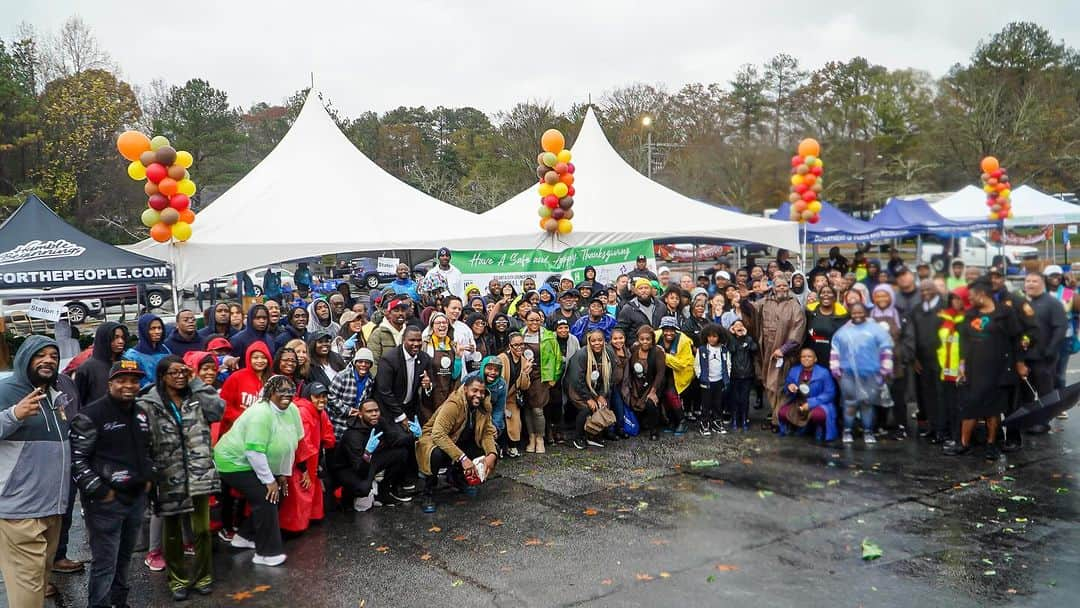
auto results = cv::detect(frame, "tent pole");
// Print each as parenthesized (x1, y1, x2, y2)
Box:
(800, 224, 807, 273)
(169, 244, 180, 319)
(692, 244, 698, 280)
(916, 234, 922, 268)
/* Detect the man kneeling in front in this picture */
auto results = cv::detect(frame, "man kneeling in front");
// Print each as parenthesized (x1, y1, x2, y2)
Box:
(416, 377, 498, 513)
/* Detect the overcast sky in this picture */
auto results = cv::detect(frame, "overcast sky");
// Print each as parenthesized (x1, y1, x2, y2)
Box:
(4, 0, 1078, 117)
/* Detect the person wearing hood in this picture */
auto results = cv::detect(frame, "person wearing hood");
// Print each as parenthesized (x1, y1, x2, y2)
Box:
(307, 299, 340, 338)
(230, 305, 276, 363)
(870, 284, 913, 438)
(183, 351, 220, 389)
(465, 356, 507, 453)
(123, 314, 171, 387)
(164, 309, 203, 357)
(617, 278, 659, 338)
(790, 272, 808, 308)
(74, 322, 130, 407)
(416, 378, 498, 514)
(579, 265, 604, 293)
(571, 295, 617, 345)
(655, 287, 687, 328)
(275, 305, 310, 352)
(537, 283, 559, 317)
(467, 295, 486, 317)
(0, 336, 72, 607)
(198, 303, 236, 344)
(466, 313, 494, 374)
(752, 273, 807, 429)
(327, 347, 377, 441)
(307, 331, 346, 391)
(830, 303, 894, 445)
(278, 382, 335, 532)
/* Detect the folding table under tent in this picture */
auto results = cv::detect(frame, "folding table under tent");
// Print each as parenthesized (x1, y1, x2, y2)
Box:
(0, 194, 171, 290)
(445, 107, 799, 253)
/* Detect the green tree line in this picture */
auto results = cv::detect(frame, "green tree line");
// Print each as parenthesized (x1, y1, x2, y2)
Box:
(1, 18, 1078, 243)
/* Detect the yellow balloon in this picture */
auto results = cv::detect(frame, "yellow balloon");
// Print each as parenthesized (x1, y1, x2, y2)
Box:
(552, 182, 569, 198)
(175, 150, 194, 169)
(538, 183, 554, 197)
(983, 184, 995, 194)
(557, 149, 572, 164)
(808, 200, 822, 213)
(127, 160, 147, 181)
(177, 179, 196, 196)
(790, 174, 804, 186)
(171, 221, 192, 242)
(813, 158, 823, 168)
(999, 188, 1011, 199)
(557, 219, 573, 234)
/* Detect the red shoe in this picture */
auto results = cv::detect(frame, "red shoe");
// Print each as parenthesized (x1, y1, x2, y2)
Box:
(144, 549, 165, 572)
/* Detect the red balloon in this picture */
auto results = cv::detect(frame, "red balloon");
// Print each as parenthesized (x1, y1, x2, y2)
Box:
(794, 183, 809, 194)
(791, 155, 804, 167)
(808, 215, 820, 224)
(543, 195, 559, 208)
(566, 163, 575, 174)
(148, 194, 169, 211)
(554, 162, 569, 174)
(145, 163, 167, 184)
(566, 185, 575, 197)
(990, 169, 1003, 179)
(169, 194, 190, 211)
(810, 165, 823, 176)
(802, 190, 816, 202)
(551, 208, 565, 220)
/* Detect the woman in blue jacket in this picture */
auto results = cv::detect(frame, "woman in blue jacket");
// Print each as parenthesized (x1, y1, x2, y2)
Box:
(777, 347, 837, 442)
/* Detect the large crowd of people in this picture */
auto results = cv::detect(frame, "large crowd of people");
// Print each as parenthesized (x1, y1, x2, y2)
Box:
(0, 245, 1074, 605)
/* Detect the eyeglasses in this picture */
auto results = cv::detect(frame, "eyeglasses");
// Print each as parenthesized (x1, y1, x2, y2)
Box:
(165, 369, 189, 377)
(510, 343, 525, 348)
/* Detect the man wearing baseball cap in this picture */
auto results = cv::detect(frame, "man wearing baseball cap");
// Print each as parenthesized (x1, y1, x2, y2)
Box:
(70, 361, 152, 608)
(627, 255, 658, 284)
(368, 297, 411, 373)
(571, 294, 617, 345)
(425, 247, 463, 298)
(547, 288, 581, 330)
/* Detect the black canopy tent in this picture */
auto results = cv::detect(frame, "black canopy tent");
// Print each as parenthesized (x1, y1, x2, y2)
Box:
(0, 195, 170, 289)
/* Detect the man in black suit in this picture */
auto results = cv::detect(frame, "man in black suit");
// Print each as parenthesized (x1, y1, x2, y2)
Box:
(375, 327, 433, 432)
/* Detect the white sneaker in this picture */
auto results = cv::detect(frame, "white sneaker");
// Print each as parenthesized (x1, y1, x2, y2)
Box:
(864, 433, 877, 445)
(230, 534, 256, 549)
(354, 480, 377, 512)
(842, 430, 854, 444)
(252, 553, 286, 567)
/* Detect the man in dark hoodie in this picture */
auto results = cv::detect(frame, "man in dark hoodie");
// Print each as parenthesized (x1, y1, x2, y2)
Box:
(74, 322, 130, 408)
(69, 361, 152, 608)
(229, 304, 275, 364)
(198, 303, 236, 343)
(0, 336, 72, 606)
(164, 309, 203, 357)
(275, 305, 309, 351)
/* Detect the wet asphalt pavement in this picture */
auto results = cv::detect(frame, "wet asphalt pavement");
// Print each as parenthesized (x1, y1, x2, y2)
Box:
(14, 395, 1079, 607)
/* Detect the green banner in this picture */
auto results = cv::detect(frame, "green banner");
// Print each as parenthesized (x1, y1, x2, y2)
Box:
(456, 239, 655, 290)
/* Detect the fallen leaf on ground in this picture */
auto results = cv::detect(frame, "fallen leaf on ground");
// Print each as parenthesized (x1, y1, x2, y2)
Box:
(861, 538, 883, 561)
(1001, 476, 1015, 481)
(419, 553, 432, 561)
(659, 572, 671, 578)
(616, 507, 632, 513)
(488, 519, 504, 527)
(715, 564, 739, 572)
(451, 580, 464, 587)
(253, 585, 271, 592)
(990, 484, 1010, 494)
(981, 558, 994, 566)
(229, 592, 253, 600)
(601, 578, 613, 585)
(453, 534, 467, 541)
(650, 539, 669, 545)
(634, 573, 654, 581)
(983, 570, 997, 576)
(636, 501, 649, 510)
(827, 479, 840, 486)
(757, 490, 774, 499)
(741, 457, 753, 465)
(805, 481, 826, 489)
(690, 459, 720, 468)
(1015, 517, 1029, 523)
(1007, 588, 1017, 594)
(997, 507, 1008, 513)
(428, 526, 442, 533)
(706, 575, 716, 583)
(1010, 495, 1033, 502)
(374, 546, 389, 553)
(524, 538, 543, 546)
(583, 508, 599, 516)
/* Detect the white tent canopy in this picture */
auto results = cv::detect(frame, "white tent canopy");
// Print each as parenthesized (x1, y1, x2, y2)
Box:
(932, 184, 1080, 227)
(439, 108, 799, 253)
(127, 91, 482, 287)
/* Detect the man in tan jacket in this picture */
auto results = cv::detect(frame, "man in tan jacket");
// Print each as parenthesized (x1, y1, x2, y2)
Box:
(415, 377, 497, 514)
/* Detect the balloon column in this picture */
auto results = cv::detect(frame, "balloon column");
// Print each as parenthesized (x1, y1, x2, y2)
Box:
(980, 156, 1012, 221)
(787, 138, 824, 224)
(535, 129, 575, 235)
(116, 131, 197, 243)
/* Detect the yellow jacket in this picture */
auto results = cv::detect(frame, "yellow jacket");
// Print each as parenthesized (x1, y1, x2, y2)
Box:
(656, 329, 695, 394)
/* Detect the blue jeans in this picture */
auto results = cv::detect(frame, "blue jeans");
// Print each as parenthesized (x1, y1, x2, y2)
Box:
(611, 388, 627, 433)
(843, 402, 875, 432)
(83, 493, 145, 608)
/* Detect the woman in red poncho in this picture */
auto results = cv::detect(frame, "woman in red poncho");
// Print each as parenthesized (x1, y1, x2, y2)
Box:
(215, 340, 272, 542)
(279, 381, 336, 533)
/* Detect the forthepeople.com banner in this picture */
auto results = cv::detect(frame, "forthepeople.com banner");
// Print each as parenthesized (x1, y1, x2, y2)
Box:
(455, 240, 655, 290)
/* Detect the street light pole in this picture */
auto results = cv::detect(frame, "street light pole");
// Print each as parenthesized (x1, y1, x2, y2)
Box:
(646, 129, 653, 180)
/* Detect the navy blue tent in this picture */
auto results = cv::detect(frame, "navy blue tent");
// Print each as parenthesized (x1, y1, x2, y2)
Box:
(870, 197, 998, 235)
(772, 200, 908, 244)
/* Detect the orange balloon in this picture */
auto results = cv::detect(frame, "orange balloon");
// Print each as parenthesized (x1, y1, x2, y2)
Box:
(560, 173, 574, 186)
(144, 181, 159, 196)
(158, 178, 178, 196)
(117, 131, 151, 161)
(178, 208, 196, 224)
(541, 129, 565, 154)
(802, 173, 817, 186)
(797, 138, 820, 158)
(150, 222, 172, 243)
(980, 156, 999, 173)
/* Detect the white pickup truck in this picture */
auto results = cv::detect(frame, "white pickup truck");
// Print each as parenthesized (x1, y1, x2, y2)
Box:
(920, 233, 1039, 272)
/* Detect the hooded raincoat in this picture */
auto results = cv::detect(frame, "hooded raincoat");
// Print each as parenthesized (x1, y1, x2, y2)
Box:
(229, 304, 276, 362)
(74, 321, 128, 405)
(218, 341, 273, 439)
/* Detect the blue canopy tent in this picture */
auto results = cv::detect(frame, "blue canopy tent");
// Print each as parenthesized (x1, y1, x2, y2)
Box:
(870, 197, 998, 235)
(772, 200, 909, 244)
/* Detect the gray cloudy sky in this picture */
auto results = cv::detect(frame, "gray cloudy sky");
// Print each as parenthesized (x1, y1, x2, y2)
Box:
(4, 0, 1078, 116)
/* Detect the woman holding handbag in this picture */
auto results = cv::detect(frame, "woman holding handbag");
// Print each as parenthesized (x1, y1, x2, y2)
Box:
(565, 330, 616, 449)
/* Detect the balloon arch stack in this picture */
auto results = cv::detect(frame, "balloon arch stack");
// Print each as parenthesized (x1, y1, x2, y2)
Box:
(787, 138, 824, 269)
(535, 129, 576, 236)
(116, 131, 198, 243)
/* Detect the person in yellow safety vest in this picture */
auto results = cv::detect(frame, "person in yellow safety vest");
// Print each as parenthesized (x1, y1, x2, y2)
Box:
(936, 290, 966, 450)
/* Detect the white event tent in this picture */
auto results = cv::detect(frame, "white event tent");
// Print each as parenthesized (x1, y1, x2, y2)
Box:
(127, 91, 482, 287)
(932, 184, 1080, 226)
(441, 107, 799, 253)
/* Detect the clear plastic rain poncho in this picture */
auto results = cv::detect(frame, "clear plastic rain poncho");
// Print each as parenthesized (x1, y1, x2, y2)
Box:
(830, 320, 894, 405)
